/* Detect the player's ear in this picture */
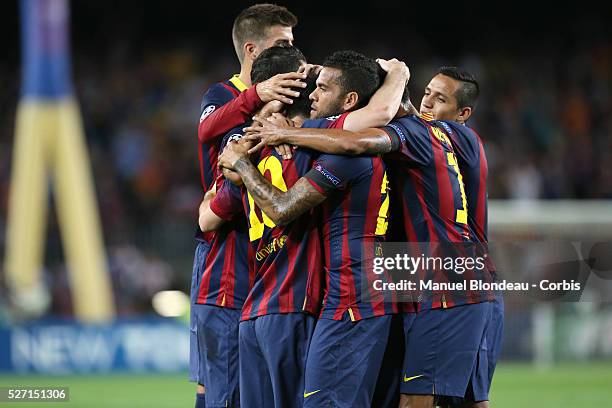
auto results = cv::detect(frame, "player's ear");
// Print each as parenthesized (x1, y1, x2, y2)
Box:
(343, 92, 359, 111)
(244, 42, 258, 61)
(458, 106, 472, 123)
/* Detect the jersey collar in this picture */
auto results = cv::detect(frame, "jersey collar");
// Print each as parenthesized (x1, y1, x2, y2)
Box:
(419, 111, 434, 121)
(229, 74, 249, 92)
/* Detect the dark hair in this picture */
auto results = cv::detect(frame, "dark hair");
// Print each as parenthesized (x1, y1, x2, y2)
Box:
(401, 82, 410, 107)
(285, 71, 317, 118)
(251, 45, 306, 83)
(437, 66, 480, 109)
(322, 50, 382, 109)
(232, 4, 298, 62)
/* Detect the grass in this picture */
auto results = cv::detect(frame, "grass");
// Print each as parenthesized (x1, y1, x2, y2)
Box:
(489, 362, 612, 407)
(0, 362, 611, 407)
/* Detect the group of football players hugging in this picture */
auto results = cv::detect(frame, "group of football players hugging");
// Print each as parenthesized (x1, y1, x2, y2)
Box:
(188, 4, 502, 408)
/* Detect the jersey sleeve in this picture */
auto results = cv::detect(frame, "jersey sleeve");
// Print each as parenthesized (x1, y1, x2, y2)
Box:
(304, 154, 372, 195)
(209, 180, 244, 221)
(198, 83, 262, 143)
(220, 126, 246, 151)
(381, 119, 431, 166)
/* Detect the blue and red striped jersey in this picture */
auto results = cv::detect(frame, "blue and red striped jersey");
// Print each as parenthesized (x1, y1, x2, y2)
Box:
(196, 127, 254, 309)
(196, 75, 261, 242)
(301, 112, 350, 129)
(210, 144, 325, 322)
(436, 120, 497, 292)
(382, 115, 480, 309)
(304, 153, 398, 321)
(198, 75, 261, 192)
(436, 121, 488, 244)
(383, 115, 472, 244)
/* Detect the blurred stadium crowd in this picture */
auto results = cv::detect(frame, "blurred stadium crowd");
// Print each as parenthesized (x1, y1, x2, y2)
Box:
(0, 3, 610, 318)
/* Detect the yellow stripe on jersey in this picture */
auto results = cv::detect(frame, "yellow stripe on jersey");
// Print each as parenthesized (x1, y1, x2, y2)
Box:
(229, 74, 249, 92)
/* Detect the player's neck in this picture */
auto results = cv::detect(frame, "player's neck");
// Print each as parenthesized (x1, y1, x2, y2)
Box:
(395, 101, 419, 119)
(238, 62, 253, 87)
(406, 101, 419, 116)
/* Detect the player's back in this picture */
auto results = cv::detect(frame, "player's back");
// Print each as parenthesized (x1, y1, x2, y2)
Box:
(383, 114, 472, 244)
(436, 120, 488, 244)
(197, 125, 255, 309)
(198, 78, 245, 191)
(240, 146, 324, 321)
(435, 120, 496, 303)
(305, 153, 397, 321)
(382, 115, 483, 309)
(195, 77, 250, 245)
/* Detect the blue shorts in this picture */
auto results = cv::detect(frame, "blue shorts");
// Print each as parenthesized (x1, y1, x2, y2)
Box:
(372, 314, 405, 408)
(487, 294, 504, 390)
(239, 313, 315, 408)
(401, 302, 491, 400)
(189, 241, 210, 382)
(192, 304, 241, 407)
(304, 314, 401, 408)
(440, 294, 505, 405)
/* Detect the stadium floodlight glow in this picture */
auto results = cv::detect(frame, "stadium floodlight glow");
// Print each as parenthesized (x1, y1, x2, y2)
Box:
(151, 291, 190, 318)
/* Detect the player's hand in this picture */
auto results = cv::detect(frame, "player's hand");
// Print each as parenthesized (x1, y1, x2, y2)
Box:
(266, 112, 293, 128)
(298, 63, 322, 77)
(243, 121, 287, 154)
(275, 144, 294, 160)
(218, 139, 253, 171)
(259, 100, 285, 118)
(222, 168, 244, 186)
(256, 72, 307, 104)
(264, 114, 296, 158)
(377, 58, 410, 82)
(248, 117, 264, 130)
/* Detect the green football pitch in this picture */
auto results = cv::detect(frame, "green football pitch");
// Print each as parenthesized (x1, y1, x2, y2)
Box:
(1, 363, 611, 407)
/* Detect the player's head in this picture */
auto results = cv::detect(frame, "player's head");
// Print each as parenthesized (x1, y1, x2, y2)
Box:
(285, 72, 318, 120)
(251, 45, 306, 84)
(309, 50, 382, 119)
(420, 66, 480, 124)
(232, 4, 298, 65)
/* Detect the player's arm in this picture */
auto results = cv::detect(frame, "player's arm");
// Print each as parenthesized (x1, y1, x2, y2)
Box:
(245, 124, 396, 155)
(198, 186, 224, 233)
(198, 72, 307, 143)
(199, 180, 244, 232)
(218, 142, 326, 226)
(341, 58, 410, 131)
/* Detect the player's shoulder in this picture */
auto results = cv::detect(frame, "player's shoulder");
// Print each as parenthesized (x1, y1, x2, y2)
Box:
(261, 145, 318, 168)
(319, 152, 372, 167)
(387, 114, 429, 139)
(201, 80, 238, 106)
(436, 121, 482, 156)
(221, 122, 250, 149)
(302, 114, 345, 129)
(313, 154, 375, 189)
(203, 81, 236, 98)
(293, 146, 320, 163)
(436, 120, 479, 141)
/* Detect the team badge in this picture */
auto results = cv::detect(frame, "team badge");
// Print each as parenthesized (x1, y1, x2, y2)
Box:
(200, 105, 216, 123)
(227, 133, 243, 143)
